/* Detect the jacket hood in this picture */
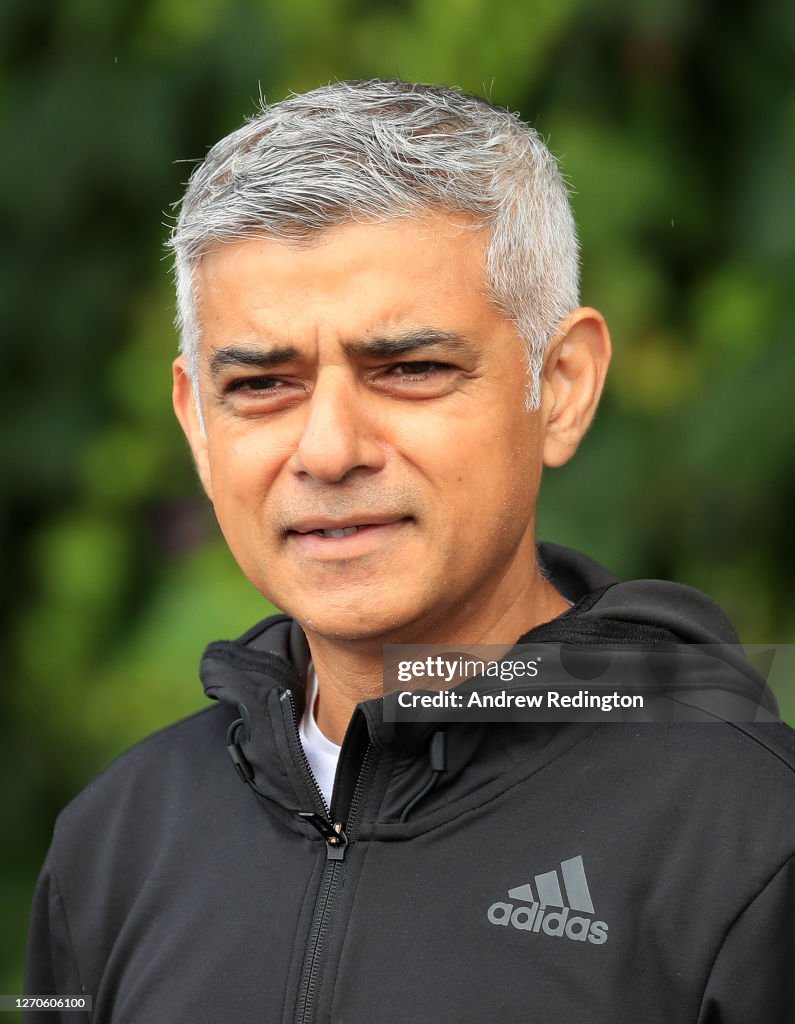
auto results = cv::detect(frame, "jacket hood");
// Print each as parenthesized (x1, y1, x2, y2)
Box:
(534, 543, 777, 720)
(539, 542, 743, 646)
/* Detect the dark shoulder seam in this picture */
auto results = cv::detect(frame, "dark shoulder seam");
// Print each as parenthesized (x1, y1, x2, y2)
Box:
(726, 720, 795, 775)
(697, 850, 795, 1015)
(48, 856, 87, 999)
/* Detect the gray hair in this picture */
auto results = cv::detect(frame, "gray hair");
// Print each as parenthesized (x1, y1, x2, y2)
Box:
(168, 79, 580, 409)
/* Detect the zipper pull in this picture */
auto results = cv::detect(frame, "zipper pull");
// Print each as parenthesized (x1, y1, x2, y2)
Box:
(298, 812, 350, 861)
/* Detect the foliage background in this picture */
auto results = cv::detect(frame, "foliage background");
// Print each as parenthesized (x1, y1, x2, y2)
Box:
(2, 0, 794, 1004)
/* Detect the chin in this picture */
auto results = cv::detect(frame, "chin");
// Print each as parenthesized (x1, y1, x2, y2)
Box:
(261, 574, 437, 644)
(298, 614, 404, 644)
(280, 595, 420, 645)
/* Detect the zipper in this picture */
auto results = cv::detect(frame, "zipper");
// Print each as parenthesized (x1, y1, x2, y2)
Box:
(281, 691, 378, 1024)
(282, 690, 333, 821)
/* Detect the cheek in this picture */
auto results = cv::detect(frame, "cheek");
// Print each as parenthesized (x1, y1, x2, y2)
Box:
(402, 416, 540, 539)
(207, 419, 292, 478)
(462, 419, 542, 528)
(204, 432, 283, 525)
(433, 411, 539, 486)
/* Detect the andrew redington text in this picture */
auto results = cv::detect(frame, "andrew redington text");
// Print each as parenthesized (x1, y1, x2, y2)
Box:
(397, 690, 645, 712)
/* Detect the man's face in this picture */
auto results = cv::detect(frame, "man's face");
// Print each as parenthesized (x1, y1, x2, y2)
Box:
(178, 216, 551, 644)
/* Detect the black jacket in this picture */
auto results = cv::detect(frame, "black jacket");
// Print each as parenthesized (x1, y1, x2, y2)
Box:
(25, 544, 795, 1023)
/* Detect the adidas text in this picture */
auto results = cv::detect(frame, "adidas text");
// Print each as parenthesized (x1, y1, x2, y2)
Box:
(487, 902, 608, 944)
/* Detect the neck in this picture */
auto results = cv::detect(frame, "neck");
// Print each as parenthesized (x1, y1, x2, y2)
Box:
(306, 568, 569, 744)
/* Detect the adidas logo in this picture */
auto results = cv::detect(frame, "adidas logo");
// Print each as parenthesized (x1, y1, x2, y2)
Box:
(487, 855, 608, 945)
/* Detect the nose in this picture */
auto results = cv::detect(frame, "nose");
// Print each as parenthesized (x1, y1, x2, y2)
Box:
(287, 371, 385, 483)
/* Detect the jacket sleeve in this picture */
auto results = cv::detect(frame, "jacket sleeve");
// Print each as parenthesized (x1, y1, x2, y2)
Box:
(698, 854, 795, 1023)
(24, 848, 90, 1024)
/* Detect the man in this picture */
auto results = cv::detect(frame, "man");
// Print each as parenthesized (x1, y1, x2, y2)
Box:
(26, 80, 794, 1023)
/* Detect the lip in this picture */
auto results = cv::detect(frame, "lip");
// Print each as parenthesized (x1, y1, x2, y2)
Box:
(287, 514, 409, 535)
(286, 518, 412, 557)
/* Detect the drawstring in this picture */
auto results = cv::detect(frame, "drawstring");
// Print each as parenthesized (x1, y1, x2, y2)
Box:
(399, 730, 447, 824)
(226, 714, 274, 802)
(226, 717, 253, 781)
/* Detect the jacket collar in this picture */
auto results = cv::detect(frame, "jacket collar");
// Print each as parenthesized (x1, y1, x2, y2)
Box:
(198, 542, 776, 828)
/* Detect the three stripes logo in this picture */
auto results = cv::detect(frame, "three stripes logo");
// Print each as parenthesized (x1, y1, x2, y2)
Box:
(487, 855, 609, 945)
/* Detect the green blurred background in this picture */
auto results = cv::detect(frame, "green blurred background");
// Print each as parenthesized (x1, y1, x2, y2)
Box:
(3, 0, 794, 1002)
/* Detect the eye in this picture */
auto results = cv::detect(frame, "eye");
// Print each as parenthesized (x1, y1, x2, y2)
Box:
(224, 376, 286, 394)
(372, 360, 460, 399)
(385, 361, 453, 380)
(220, 375, 308, 414)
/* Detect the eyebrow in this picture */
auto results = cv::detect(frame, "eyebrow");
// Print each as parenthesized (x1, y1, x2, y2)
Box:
(345, 329, 475, 358)
(209, 345, 300, 378)
(209, 329, 475, 378)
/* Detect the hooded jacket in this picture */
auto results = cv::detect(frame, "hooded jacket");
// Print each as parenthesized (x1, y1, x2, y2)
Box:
(25, 543, 795, 1023)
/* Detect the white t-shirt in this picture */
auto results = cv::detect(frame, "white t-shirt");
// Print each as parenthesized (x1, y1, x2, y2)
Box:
(298, 665, 341, 809)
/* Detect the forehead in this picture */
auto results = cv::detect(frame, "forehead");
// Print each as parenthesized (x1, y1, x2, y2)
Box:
(194, 215, 499, 348)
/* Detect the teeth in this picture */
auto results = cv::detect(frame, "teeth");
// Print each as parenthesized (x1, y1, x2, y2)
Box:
(316, 526, 360, 538)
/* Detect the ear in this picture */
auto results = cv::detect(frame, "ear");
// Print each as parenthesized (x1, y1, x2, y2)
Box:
(172, 356, 213, 500)
(541, 307, 612, 468)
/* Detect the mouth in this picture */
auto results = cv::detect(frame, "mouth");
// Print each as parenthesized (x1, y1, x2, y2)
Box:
(287, 515, 410, 537)
(293, 524, 373, 539)
(285, 517, 412, 554)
